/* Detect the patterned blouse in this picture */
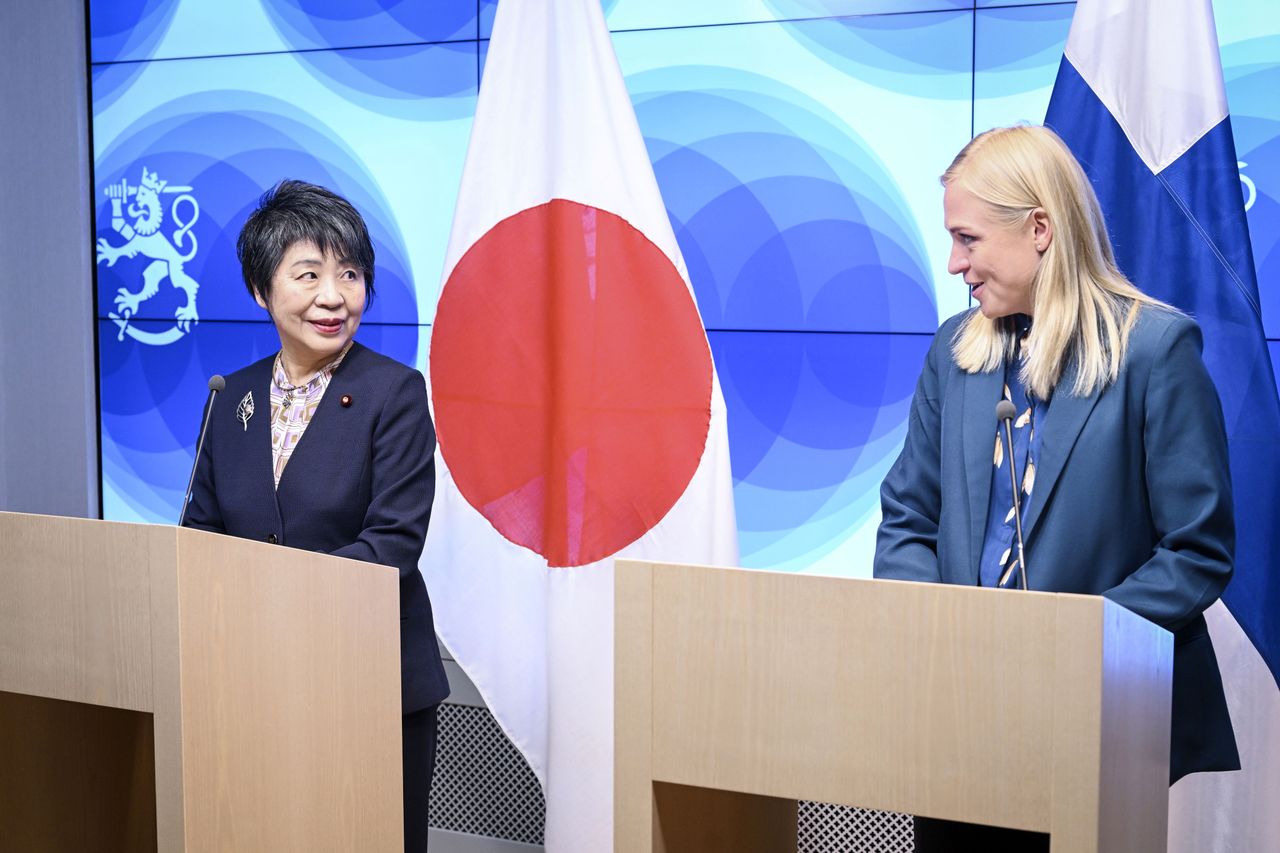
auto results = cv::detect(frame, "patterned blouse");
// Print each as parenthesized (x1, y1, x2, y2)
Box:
(979, 318, 1051, 588)
(269, 343, 352, 488)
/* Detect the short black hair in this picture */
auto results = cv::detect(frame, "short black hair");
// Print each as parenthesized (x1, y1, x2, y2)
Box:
(236, 179, 376, 307)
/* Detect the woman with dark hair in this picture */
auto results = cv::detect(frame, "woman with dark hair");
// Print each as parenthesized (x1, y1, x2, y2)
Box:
(182, 179, 449, 852)
(875, 126, 1239, 851)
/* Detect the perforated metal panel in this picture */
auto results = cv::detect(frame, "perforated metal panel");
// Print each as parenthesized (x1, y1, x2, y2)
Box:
(428, 702, 916, 851)
(799, 802, 914, 852)
(429, 703, 546, 844)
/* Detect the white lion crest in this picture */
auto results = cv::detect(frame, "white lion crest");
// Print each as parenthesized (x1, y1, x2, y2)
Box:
(97, 167, 202, 345)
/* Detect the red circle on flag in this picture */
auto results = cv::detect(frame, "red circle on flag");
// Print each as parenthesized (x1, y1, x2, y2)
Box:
(431, 199, 712, 568)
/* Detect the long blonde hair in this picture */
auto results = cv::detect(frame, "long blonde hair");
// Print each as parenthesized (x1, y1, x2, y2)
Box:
(944, 125, 1165, 398)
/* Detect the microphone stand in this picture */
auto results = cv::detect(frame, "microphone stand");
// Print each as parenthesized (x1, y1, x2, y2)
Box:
(995, 400, 1030, 591)
(179, 375, 224, 526)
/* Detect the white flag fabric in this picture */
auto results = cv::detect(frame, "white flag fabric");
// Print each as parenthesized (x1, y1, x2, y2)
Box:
(420, 1, 738, 850)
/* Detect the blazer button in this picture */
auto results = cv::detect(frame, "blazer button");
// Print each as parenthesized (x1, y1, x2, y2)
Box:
(266, 533, 278, 544)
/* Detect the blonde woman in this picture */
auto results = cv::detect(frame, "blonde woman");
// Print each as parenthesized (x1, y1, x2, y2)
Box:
(875, 126, 1239, 851)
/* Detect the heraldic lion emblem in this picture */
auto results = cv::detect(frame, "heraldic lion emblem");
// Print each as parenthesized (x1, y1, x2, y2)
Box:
(97, 167, 202, 342)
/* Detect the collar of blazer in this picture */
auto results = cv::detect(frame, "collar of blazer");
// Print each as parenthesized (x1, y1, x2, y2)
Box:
(960, 358, 1104, 580)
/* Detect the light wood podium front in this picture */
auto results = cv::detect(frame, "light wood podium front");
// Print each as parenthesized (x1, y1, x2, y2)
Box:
(0, 511, 403, 852)
(615, 560, 1173, 853)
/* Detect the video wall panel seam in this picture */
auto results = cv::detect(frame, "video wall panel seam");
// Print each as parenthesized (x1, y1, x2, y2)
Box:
(89, 0, 1278, 572)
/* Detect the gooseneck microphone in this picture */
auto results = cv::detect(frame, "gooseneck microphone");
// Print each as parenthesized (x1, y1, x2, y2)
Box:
(995, 399, 1029, 590)
(179, 375, 225, 526)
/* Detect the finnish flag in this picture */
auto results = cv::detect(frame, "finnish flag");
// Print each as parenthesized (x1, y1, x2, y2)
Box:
(1046, 1, 1280, 849)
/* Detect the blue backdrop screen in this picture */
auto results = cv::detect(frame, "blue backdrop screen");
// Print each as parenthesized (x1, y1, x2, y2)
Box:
(91, 0, 1280, 575)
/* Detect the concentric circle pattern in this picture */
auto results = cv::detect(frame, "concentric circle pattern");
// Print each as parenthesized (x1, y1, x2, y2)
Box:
(90, 0, 179, 64)
(89, 1, 1280, 575)
(259, 0, 477, 117)
(89, 0, 181, 107)
(633, 69, 936, 567)
(763, 3, 1073, 100)
(95, 94, 416, 325)
(95, 94, 417, 521)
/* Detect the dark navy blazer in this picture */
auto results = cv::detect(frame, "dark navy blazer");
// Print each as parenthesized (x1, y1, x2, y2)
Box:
(876, 307, 1239, 783)
(183, 342, 450, 714)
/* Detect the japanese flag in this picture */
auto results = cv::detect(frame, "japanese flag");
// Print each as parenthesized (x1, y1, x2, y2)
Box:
(420, 0, 738, 849)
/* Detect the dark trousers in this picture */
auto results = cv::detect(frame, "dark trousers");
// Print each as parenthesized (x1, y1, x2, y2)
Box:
(403, 704, 440, 853)
(913, 816, 1050, 852)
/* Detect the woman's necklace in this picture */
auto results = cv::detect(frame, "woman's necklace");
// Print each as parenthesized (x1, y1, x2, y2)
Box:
(275, 355, 312, 407)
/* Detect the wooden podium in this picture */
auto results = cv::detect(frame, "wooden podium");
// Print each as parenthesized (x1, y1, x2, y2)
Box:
(0, 512, 404, 852)
(615, 560, 1173, 853)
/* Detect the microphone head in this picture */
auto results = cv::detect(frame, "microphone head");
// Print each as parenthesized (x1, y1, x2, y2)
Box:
(208, 375, 226, 392)
(995, 399, 1017, 422)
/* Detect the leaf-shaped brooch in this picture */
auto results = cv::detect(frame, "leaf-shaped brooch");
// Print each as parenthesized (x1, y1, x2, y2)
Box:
(236, 391, 255, 432)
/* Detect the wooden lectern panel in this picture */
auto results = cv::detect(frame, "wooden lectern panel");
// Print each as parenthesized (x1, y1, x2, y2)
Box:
(0, 512, 405, 852)
(649, 565, 1060, 828)
(1093, 599, 1175, 852)
(174, 529, 403, 851)
(0, 514, 164, 712)
(616, 559, 1172, 853)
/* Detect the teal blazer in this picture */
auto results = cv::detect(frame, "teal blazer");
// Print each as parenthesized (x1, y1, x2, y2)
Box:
(876, 307, 1239, 783)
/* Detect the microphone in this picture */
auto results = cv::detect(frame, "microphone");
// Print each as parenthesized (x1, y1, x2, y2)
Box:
(179, 375, 225, 526)
(995, 399, 1029, 590)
